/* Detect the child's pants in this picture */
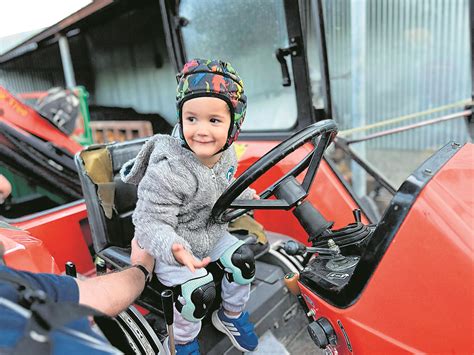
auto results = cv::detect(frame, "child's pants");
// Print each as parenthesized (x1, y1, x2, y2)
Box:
(154, 232, 251, 343)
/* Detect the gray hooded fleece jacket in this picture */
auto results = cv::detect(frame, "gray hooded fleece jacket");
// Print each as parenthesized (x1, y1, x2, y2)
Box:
(120, 134, 253, 265)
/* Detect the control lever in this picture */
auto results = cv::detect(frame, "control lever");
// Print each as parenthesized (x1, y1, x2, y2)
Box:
(161, 289, 175, 355)
(65, 261, 77, 278)
(353, 208, 362, 223)
(284, 272, 311, 317)
(284, 240, 339, 256)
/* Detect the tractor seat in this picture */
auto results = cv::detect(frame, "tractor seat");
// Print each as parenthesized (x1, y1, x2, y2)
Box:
(75, 137, 269, 313)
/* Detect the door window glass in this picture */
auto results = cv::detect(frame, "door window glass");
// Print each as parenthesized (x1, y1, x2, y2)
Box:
(179, 0, 298, 131)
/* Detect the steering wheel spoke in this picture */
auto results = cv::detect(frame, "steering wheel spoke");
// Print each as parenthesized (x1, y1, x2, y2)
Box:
(301, 132, 334, 191)
(230, 199, 291, 209)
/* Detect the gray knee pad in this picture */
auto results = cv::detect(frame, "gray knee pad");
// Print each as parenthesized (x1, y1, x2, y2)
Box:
(175, 272, 216, 323)
(218, 240, 255, 285)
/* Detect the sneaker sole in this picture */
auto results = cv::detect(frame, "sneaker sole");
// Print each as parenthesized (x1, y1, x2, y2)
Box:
(211, 310, 256, 353)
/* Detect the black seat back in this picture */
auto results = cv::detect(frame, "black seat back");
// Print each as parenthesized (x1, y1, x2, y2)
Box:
(75, 139, 146, 253)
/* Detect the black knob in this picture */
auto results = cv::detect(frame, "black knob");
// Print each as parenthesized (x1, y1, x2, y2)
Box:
(307, 317, 337, 349)
(65, 261, 77, 278)
(308, 320, 329, 348)
(317, 317, 337, 346)
(283, 240, 306, 256)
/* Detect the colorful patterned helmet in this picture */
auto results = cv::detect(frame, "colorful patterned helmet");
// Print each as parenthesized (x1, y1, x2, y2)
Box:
(176, 58, 247, 150)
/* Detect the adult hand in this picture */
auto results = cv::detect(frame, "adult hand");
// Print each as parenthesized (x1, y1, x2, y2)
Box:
(130, 238, 154, 274)
(79, 238, 154, 316)
(172, 243, 210, 272)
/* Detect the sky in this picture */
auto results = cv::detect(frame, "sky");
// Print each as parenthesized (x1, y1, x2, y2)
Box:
(0, 0, 92, 38)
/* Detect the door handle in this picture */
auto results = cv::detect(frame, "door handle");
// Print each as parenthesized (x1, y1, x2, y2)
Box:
(275, 40, 299, 87)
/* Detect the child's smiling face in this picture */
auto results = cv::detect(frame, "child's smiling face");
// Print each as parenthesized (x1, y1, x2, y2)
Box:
(181, 96, 231, 167)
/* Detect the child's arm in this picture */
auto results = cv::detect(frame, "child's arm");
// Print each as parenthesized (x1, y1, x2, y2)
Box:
(132, 161, 194, 266)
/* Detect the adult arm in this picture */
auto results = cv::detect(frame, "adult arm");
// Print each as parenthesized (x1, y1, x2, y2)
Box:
(76, 238, 154, 316)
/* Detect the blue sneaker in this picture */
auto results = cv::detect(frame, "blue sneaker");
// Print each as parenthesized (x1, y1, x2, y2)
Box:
(211, 309, 258, 352)
(163, 337, 200, 355)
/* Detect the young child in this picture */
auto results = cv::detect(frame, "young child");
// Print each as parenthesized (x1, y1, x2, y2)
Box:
(121, 59, 258, 354)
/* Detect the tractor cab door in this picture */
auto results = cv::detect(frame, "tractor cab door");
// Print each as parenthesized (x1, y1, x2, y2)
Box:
(160, 0, 321, 133)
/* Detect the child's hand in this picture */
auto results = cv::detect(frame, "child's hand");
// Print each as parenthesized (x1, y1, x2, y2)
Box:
(253, 193, 260, 200)
(172, 243, 211, 272)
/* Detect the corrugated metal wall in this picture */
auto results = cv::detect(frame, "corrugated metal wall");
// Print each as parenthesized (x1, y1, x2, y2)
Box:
(86, 7, 176, 122)
(0, 44, 67, 93)
(0, 2, 176, 124)
(0, 34, 94, 94)
(321, 0, 471, 150)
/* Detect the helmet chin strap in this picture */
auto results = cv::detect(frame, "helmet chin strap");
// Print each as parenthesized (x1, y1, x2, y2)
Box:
(211, 120, 235, 156)
(212, 145, 229, 156)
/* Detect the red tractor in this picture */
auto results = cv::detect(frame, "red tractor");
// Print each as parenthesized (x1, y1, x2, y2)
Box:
(1, 0, 472, 353)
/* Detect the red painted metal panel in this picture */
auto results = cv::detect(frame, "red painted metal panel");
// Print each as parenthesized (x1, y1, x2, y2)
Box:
(299, 144, 474, 353)
(13, 203, 94, 274)
(1, 228, 59, 273)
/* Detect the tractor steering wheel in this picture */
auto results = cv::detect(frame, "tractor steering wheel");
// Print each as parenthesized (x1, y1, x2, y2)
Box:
(212, 120, 338, 223)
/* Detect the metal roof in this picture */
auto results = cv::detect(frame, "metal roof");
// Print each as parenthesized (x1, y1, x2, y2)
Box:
(0, 0, 114, 64)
